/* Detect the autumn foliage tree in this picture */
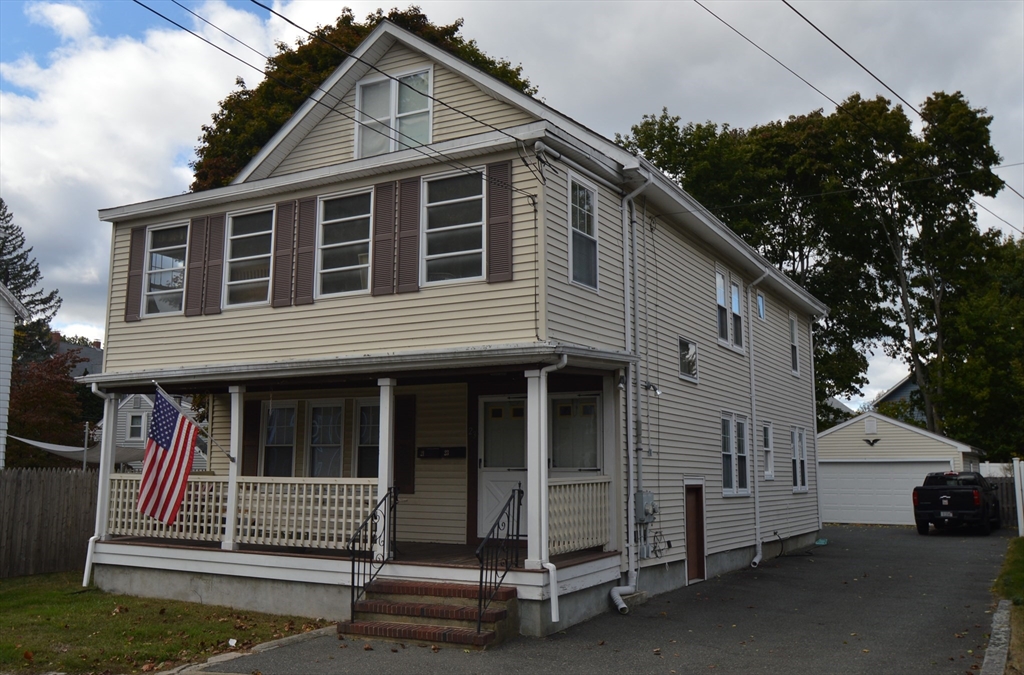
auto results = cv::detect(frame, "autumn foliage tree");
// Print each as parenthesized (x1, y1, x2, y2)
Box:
(7, 350, 85, 468)
(190, 7, 536, 191)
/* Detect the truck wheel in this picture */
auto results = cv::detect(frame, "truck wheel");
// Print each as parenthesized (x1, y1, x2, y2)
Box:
(916, 521, 929, 535)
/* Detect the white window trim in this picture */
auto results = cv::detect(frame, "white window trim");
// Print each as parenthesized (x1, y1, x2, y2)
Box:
(762, 421, 774, 480)
(258, 400, 297, 477)
(789, 312, 800, 377)
(715, 265, 745, 354)
(127, 412, 148, 441)
(420, 168, 487, 287)
(352, 398, 381, 478)
(756, 292, 766, 321)
(722, 412, 750, 497)
(548, 391, 603, 474)
(315, 189, 374, 299)
(223, 205, 276, 309)
(567, 172, 600, 292)
(792, 426, 808, 492)
(142, 222, 189, 318)
(305, 398, 347, 478)
(678, 335, 699, 383)
(354, 66, 433, 159)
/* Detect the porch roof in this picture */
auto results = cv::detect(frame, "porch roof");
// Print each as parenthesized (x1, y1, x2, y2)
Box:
(78, 341, 636, 391)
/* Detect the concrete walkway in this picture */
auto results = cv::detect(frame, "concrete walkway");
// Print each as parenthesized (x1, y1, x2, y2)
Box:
(181, 524, 1010, 674)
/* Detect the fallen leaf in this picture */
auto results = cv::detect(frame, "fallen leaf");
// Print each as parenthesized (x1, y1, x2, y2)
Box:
(463, 649, 470, 653)
(862, 649, 870, 653)
(598, 640, 606, 646)
(653, 648, 661, 655)
(431, 645, 440, 653)
(23, 651, 33, 662)
(141, 664, 154, 672)
(339, 644, 347, 649)
(391, 648, 398, 653)
(363, 644, 373, 651)
(159, 608, 166, 615)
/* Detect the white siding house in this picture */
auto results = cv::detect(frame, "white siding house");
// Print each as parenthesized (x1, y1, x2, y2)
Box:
(817, 411, 981, 525)
(0, 282, 30, 470)
(82, 21, 827, 639)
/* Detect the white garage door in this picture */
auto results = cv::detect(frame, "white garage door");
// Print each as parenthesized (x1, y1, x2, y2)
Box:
(819, 460, 951, 525)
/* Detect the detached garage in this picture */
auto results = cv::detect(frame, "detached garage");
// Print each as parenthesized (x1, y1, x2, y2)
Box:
(817, 412, 981, 525)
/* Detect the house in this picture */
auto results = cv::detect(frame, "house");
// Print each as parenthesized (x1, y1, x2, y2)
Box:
(52, 332, 104, 377)
(101, 393, 207, 472)
(0, 282, 30, 470)
(817, 411, 982, 526)
(81, 21, 827, 640)
(874, 373, 926, 423)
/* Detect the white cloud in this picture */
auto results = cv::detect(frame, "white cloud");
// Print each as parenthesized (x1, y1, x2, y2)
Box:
(25, 1, 92, 42)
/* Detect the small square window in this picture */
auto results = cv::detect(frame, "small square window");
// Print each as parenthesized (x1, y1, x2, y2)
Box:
(679, 337, 698, 381)
(128, 414, 145, 440)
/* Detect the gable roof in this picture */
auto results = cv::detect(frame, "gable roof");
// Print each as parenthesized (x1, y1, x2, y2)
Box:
(0, 281, 30, 320)
(98, 20, 827, 319)
(817, 410, 978, 455)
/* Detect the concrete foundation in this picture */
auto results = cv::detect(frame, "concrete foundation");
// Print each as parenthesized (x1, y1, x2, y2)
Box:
(518, 578, 620, 636)
(93, 564, 351, 622)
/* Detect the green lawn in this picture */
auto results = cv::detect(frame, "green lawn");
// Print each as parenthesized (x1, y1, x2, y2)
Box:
(0, 572, 329, 674)
(995, 536, 1024, 674)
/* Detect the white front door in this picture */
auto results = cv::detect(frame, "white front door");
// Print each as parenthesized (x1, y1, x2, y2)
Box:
(478, 399, 528, 538)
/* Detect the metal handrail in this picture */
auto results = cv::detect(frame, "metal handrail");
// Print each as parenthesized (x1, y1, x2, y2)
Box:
(474, 484, 523, 633)
(346, 487, 398, 619)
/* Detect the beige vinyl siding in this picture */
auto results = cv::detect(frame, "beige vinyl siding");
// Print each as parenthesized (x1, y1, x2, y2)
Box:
(208, 394, 231, 476)
(395, 383, 467, 544)
(818, 415, 966, 469)
(104, 155, 540, 373)
(544, 162, 626, 351)
(751, 291, 820, 541)
(270, 43, 537, 178)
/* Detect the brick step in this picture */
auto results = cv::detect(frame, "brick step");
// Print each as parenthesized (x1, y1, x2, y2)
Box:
(366, 580, 516, 602)
(338, 620, 495, 647)
(355, 599, 506, 624)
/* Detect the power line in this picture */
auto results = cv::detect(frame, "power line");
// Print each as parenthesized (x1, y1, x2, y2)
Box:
(132, 0, 536, 200)
(971, 198, 1023, 235)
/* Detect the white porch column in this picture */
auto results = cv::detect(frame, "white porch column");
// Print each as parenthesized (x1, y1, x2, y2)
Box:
(94, 394, 118, 541)
(525, 369, 547, 569)
(377, 378, 396, 497)
(222, 385, 244, 550)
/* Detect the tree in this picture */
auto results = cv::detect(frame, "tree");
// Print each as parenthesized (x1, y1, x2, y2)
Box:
(190, 7, 536, 191)
(6, 349, 84, 468)
(0, 198, 61, 322)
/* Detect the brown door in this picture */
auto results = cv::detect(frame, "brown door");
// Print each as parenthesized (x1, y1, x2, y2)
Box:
(685, 485, 706, 582)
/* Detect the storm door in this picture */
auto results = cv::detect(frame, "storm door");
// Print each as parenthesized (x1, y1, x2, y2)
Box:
(477, 398, 528, 537)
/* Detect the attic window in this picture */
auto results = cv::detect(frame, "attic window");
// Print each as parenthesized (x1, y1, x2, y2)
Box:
(357, 69, 431, 158)
(865, 417, 877, 435)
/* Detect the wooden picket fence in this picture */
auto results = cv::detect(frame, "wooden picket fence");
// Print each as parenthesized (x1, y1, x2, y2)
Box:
(0, 468, 98, 578)
(989, 477, 1018, 529)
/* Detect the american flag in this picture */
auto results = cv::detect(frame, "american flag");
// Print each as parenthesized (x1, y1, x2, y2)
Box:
(137, 390, 199, 525)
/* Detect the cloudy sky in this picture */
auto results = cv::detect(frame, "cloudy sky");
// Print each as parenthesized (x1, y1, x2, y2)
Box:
(1, 0, 1021, 407)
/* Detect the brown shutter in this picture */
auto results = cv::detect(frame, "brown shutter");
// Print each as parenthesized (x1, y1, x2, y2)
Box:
(371, 182, 396, 296)
(184, 216, 207, 316)
(241, 399, 263, 476)
(486, 161, 514, 283)
(203, 213, 225, 315)
(125, 226, 147, 322)
(396, 177, 421, 293)
(294, 197, 317, 305)
(272, 201, 296, 308)
(394, 394, 416, 495)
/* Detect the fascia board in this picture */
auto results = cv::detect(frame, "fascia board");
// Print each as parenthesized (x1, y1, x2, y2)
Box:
(98, 122, 548, 223)
(0, 282, 30, 320)
(818, 410, 973, 454)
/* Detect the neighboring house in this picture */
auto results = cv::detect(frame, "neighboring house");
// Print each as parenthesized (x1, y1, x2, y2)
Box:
(874, 373, 926, 423)
(53, 333, 104, 377)
(82, 21, 827, 639)
(0, 282, 30, 470)
(113, 393, 208, 472)
(817, 411, 981, 526)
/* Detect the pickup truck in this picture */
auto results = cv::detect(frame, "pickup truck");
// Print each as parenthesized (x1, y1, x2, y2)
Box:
(912, 471, 1001, 535)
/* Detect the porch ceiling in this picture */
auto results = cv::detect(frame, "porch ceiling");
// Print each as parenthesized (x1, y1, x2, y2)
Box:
(79, 342, 636, 392)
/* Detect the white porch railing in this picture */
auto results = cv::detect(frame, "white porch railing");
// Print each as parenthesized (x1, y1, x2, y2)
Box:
(108, 474, 228, 542)
(548, 475, 611, 556)
(234, 477, 377, 549)
(106, 474, 377, 550)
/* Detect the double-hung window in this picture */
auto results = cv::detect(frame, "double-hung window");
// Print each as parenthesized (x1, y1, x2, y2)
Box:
(731, 281, 743, 348)
(127, 413, 145, 440)
(551, 396, 600, 470)
(423, 172, 484, 283)
(357, 70, 431, 158)
(569, 176, 598, 289)
(722, 413, 749, 495)
(716, 268, 744, 349)
(262, 404, 296, 477)
(143, 224, 188, 315)
(319, 192, 372, 295)
(355, 402, 381, 478)
(716, 271, 729, 341)
(789, 314, 800, 375)
(226, 209, 274, 306)
(762, 422, 774, 480)
(791, 426, 807, 491)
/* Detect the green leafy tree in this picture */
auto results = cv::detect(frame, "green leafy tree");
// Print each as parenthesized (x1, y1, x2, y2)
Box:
(7, 350, 84, 468)
(190, 7, 536, 191)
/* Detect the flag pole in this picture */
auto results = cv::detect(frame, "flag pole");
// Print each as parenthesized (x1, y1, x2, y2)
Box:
(152, 381, 235, 463)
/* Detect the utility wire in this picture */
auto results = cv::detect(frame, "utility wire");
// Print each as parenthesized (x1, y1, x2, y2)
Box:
(134, 0, 535, 200)
(248, 0, 543, 183)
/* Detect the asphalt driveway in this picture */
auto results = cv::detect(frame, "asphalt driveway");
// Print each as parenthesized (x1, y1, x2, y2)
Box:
(187, 524, 1011, 675)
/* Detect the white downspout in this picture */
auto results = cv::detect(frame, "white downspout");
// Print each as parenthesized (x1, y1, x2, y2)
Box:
(611, 176, 650, 614)
(747, 270, 769, 568)
(540, 354, 567, 623)
(83, 383, 116, 587)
